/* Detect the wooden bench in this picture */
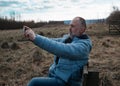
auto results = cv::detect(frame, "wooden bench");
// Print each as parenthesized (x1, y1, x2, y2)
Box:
(82, 63, 99, 86)
(66, 63, 99, 86)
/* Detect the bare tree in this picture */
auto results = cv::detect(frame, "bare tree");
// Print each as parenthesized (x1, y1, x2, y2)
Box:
(112, 6, 119, 11)
(10, 11, 15, 21)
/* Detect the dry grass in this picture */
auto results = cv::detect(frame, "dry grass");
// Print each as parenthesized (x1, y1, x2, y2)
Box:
(0, 24, 120, 86)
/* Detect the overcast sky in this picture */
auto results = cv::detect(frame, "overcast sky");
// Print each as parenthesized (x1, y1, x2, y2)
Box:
(0, 0, 120, 22)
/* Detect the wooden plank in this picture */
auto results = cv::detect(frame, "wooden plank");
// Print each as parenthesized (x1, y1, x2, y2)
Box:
(83, 65, 88, 74)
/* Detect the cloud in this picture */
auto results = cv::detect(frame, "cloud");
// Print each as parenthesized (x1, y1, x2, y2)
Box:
(0, 1, 19, 7)
(0, 0, 120, 21)
(0, 0, 95, 14)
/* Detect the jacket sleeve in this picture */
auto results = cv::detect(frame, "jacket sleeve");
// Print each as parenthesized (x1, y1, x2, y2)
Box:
(33, 34, 92, 60)
(50, 34, 69, 42)
(50, 38, 63, 42)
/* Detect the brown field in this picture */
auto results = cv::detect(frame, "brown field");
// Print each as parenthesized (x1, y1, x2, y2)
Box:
(0, 24, 120, 86)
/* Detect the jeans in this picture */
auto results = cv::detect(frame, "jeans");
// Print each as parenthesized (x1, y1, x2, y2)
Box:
(27, 77, 66, 86)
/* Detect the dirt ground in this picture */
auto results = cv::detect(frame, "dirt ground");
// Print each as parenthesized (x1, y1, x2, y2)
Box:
(0, 24, 120, 86)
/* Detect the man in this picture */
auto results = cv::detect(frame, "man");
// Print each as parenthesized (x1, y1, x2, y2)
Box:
(23, 17, 92, 86)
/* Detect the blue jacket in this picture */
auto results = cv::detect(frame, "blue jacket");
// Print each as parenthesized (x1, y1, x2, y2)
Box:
(33, 34, 92, 86)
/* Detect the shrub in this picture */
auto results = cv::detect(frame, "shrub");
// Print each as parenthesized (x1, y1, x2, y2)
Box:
(106, 8, 120, 24)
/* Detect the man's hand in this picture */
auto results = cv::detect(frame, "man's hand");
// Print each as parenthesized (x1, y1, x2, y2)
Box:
(23, 26, 36, 41)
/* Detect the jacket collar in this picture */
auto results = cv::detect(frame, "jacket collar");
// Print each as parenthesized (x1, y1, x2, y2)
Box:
(76, 34, 89, 39)
(64, 34, 89, 43)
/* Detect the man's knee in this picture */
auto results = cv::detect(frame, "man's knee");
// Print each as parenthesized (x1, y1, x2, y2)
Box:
(27, 78, 39, 86)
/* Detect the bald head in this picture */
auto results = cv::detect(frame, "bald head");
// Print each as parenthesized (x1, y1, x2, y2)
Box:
(73, 17, 86, 29)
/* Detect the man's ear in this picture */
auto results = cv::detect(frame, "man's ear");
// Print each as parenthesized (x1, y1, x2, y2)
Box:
(82, 28, 86, 32)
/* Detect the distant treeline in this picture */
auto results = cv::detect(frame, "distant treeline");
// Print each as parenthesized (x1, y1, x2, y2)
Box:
(0, 18, 64, 30)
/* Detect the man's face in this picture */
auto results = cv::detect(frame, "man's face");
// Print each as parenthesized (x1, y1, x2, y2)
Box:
(69, 18, 82, 37)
